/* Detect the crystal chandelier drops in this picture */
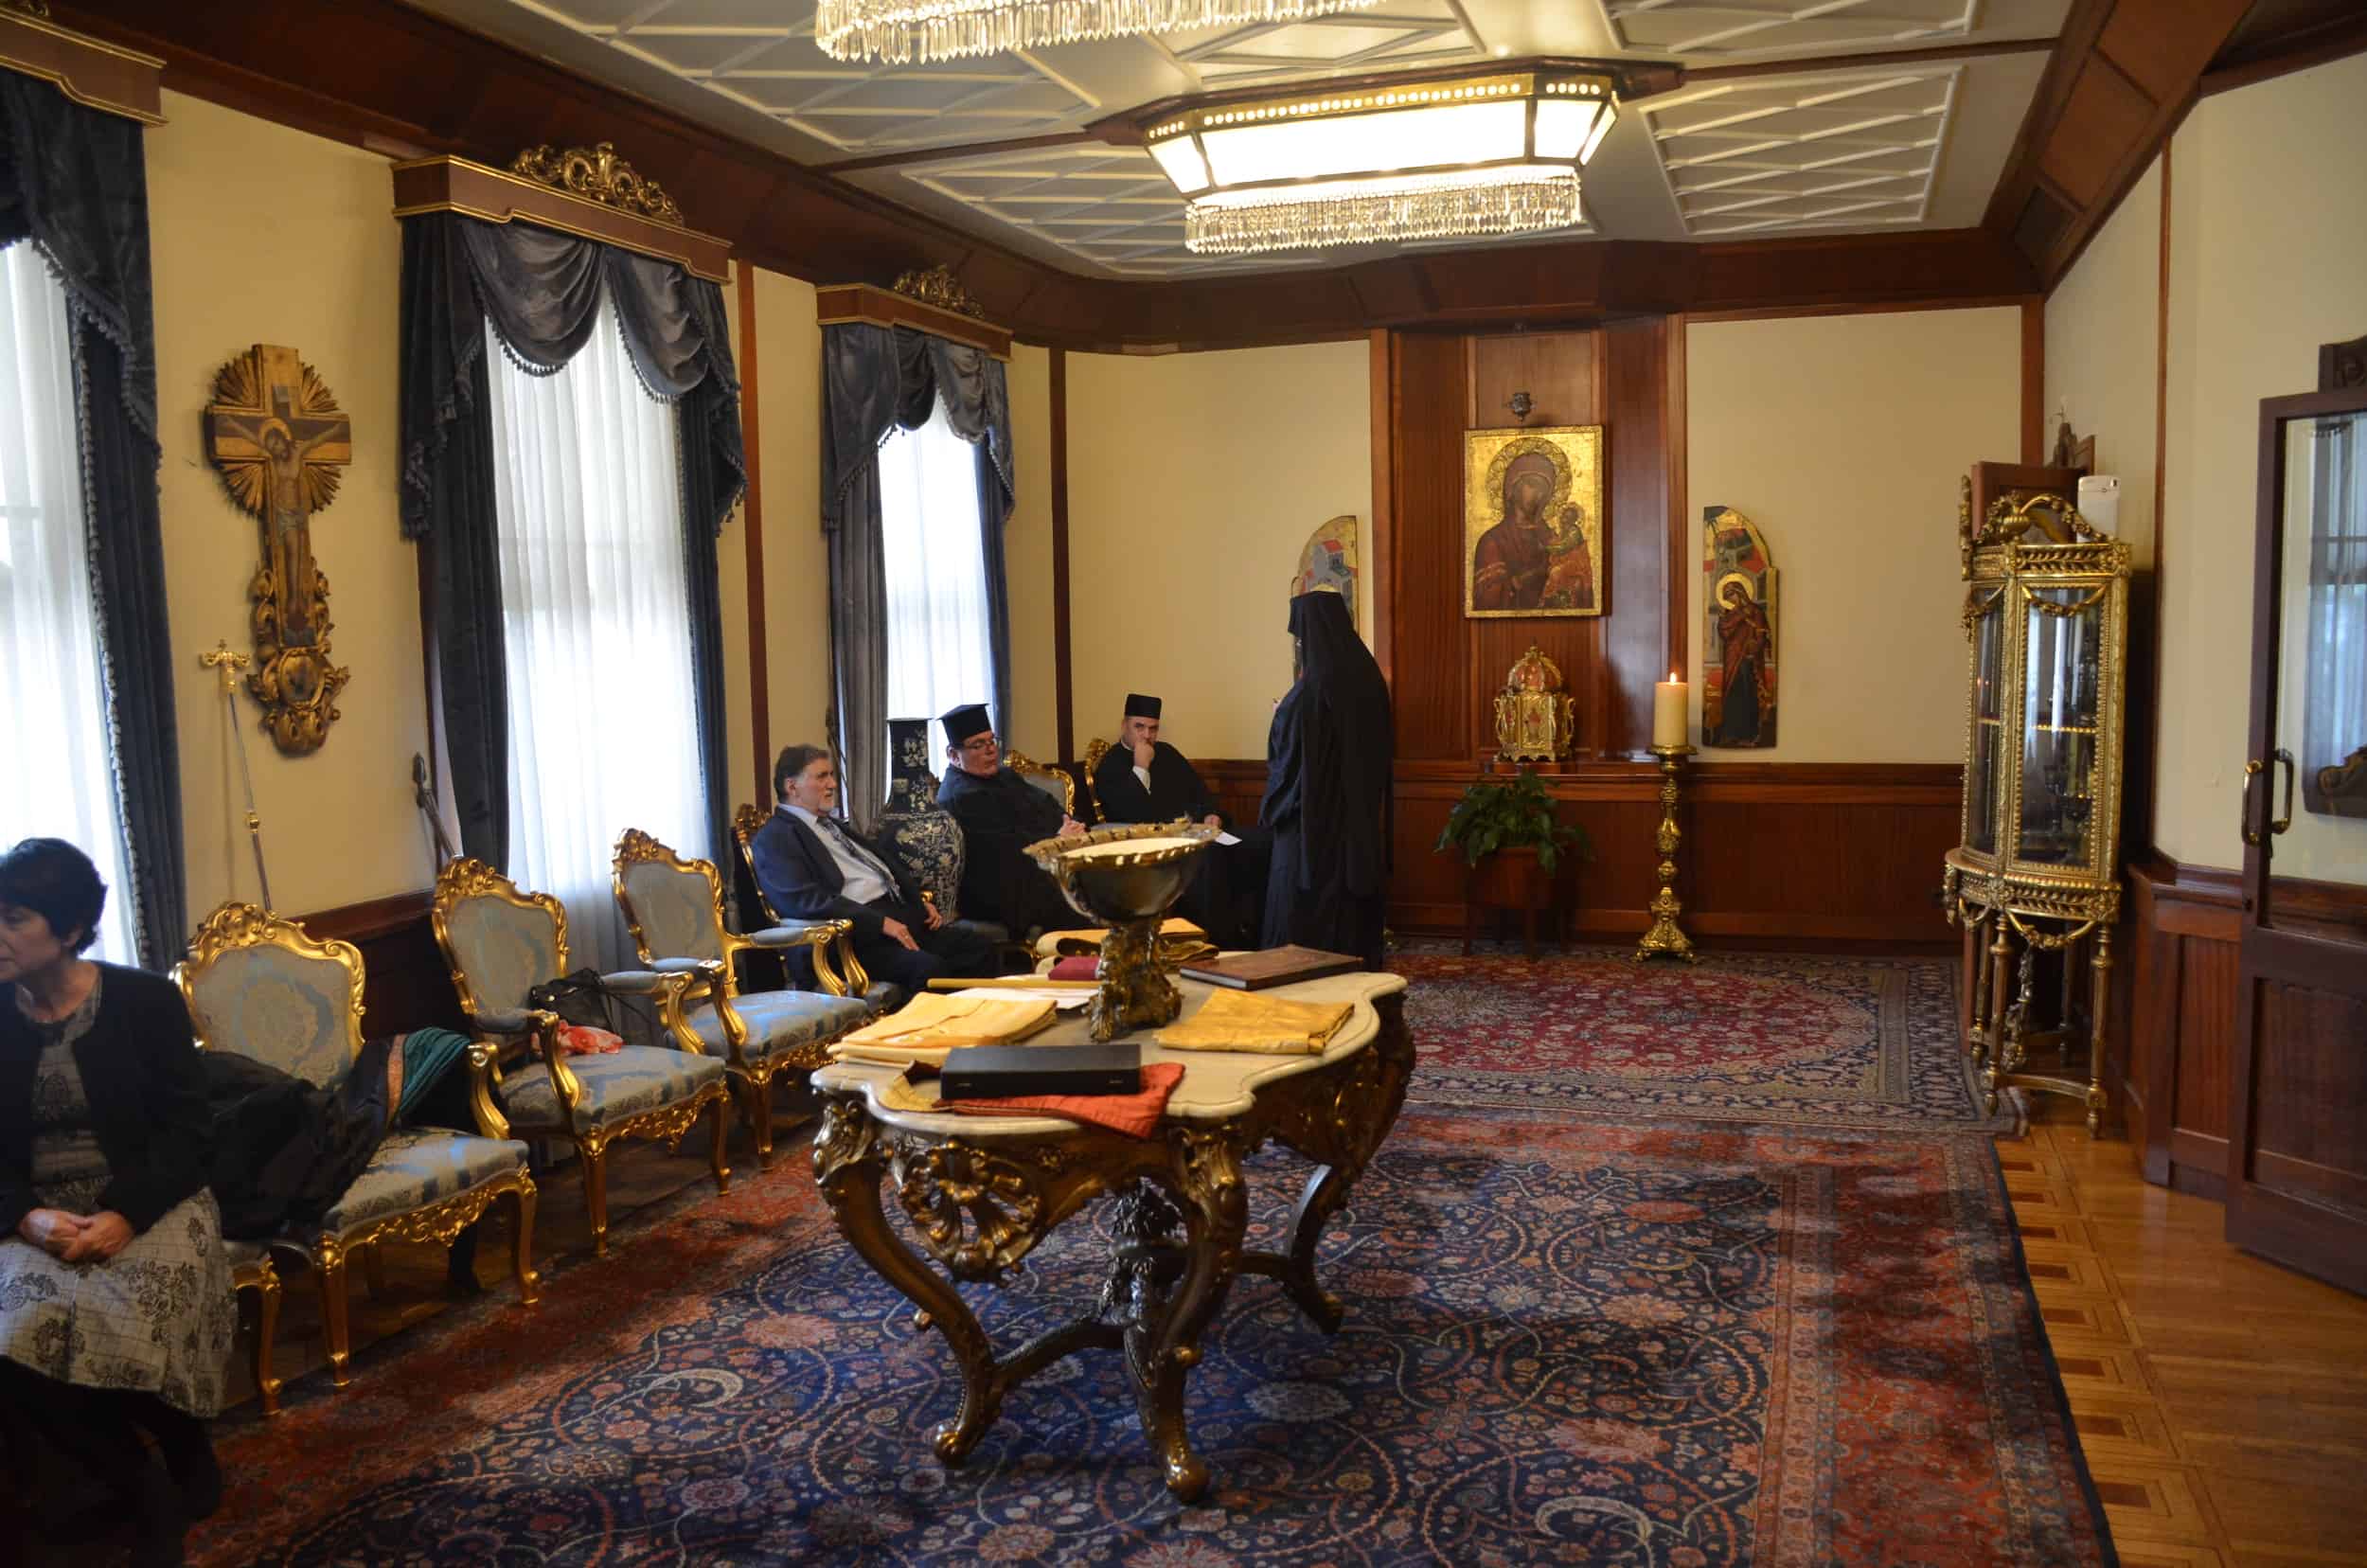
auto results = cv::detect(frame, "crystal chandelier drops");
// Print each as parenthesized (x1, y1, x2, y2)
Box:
(814, 0, 1379, 66)
(1185, 170, 1582, 256)
(1142, 67, 1621, 257)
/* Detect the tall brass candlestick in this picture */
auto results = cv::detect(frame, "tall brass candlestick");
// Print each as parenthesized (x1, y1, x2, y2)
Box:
(1633, 743, 1698, 964)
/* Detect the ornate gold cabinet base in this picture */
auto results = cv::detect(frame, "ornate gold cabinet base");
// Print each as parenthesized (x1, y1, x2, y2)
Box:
(811, 992, 1414, 1501)
(1945, 859, 2117, 1135)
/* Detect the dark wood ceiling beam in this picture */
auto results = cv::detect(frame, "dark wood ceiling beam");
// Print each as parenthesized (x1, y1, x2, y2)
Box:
(55, 0, 2038, 351)
(1982, 0, 2262, 290)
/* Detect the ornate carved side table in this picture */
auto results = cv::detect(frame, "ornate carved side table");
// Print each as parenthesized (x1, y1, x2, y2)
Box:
(809, 972, 1413, 1502)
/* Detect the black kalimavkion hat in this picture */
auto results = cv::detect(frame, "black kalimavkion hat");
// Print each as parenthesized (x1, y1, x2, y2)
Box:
(1124, 693, 1161, 719)
(938, 703, 993, 747)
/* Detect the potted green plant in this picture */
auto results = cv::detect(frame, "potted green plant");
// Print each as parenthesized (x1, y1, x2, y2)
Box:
(1435, 769, 1593, 945)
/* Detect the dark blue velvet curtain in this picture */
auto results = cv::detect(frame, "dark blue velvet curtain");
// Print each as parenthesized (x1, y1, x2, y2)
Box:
(0, 74, 184, 968)
(399, 211, 744, 870)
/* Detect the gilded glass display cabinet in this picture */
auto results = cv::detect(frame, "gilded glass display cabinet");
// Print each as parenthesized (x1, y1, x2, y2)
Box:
(1942, 490, 2131, 1132)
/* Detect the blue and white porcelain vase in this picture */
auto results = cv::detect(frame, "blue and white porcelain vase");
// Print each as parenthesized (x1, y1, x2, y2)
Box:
(877, 718, 966, 916)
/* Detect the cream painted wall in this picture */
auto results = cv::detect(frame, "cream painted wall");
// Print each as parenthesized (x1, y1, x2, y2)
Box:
(1004, 344, 1058, 759)
(2045, 161, 2160, 575)
(2153, 50, 2367, 875)
(1066, 342, 1373, 761)
(748, 267, 832, 787)
(148, 92, 436, 923)
(1684, 308, 2021, 761)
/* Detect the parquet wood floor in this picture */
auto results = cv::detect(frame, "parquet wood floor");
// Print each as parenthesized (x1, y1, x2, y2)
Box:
(2002, 1105, 2367, 1568)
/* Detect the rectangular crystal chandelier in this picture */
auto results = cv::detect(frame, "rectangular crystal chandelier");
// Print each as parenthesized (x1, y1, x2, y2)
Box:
(816, 0, 1379, 65)
(1145, 69, 1619, 256)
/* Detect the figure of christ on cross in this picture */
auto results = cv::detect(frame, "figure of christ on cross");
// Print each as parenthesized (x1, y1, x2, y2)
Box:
(205, 352, 350, 647)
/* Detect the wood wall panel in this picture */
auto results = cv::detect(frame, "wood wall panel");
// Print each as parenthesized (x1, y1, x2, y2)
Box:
(1464, 328, 1606, 757)
(1387, 332, 1475, 760)
(1603, 319, 1673, 757)
(2123, 854, 2241, 1200)
(298, 890, 469, 1042)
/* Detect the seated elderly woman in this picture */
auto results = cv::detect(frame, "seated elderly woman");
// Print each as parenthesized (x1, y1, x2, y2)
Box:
(0, 839, 233, 1568)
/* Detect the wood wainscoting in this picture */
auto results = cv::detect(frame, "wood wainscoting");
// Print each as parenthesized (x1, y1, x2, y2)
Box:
(298, 889, 470, 1041)
(2124, 854, 2241, 1196)
(1193, 757, 1960, 949)
(2124, 852, 2367, 1227)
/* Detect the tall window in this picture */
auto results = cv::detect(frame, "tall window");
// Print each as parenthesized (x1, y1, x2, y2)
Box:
(0, 243, 136, 960)
(879, 401, 995, 768)
(487, 295, 704, 969)
(2301, 415, 2367, 813)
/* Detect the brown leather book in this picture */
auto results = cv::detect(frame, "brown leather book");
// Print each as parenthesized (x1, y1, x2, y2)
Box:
(1177, 946, 1364, 990)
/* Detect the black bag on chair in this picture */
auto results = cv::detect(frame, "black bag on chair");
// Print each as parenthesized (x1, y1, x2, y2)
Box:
(526, 968, 662, 1044)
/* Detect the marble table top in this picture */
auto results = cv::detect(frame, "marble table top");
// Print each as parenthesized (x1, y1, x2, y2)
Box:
(810, 970, 1406, 1137)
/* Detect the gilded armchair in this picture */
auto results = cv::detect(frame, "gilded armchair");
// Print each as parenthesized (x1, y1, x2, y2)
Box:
(1080, 738, 1112, 823)
(613, 829, 872, 1164)
(177, 902, 540, 1391)
(1004, 748, 1077, 818)
(432, 858, 731, 1256)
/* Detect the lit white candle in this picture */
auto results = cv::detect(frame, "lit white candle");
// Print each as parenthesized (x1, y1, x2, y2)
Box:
(1653, 670, 1689, 749)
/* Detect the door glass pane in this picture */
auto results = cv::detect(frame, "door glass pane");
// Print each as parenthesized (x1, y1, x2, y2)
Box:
(2268, 410, 2367, 920)
(2019, 586, 2101, 867)
(1967, 594, 2004, 855)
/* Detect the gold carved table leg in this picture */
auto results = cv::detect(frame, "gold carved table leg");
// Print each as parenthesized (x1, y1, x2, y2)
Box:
(810, 996, 1413, 1504)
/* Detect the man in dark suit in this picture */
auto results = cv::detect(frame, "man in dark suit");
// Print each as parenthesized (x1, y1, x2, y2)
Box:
(748, 743, 1003, 999)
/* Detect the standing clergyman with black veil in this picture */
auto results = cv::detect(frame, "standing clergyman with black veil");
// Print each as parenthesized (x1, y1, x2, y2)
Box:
(1260, 588, 1394, 970)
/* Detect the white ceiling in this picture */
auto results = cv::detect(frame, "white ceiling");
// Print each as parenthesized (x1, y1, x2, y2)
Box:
(404, 0, 2067, 277)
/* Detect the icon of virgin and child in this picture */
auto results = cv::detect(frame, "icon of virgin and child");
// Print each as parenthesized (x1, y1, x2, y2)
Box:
(1468, 440, 1600, 615)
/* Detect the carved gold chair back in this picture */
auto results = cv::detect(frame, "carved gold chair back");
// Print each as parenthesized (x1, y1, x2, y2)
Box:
(177, 901, 365, 1090)
(1080, 738, 1112, 824)
(613, 828, 727, 966)
(1004, 748, 1076, 819)
(431, 856, 573, 1025)
(733, 803, 781, 923)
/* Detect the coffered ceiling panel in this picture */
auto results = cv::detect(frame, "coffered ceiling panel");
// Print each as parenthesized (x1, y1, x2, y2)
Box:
(406, 0, 2063, 276)
(493, 0, 1099, 151)
(1595, 0, 1977, 60)
(1636, 65, 1960, 237)
(1151, 3, 1491, 87)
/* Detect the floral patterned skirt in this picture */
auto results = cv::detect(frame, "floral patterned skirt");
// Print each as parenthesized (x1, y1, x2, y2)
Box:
(0, 1177, 237, 1417)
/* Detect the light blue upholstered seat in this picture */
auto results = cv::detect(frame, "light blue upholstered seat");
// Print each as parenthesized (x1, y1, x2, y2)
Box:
(179, 901, 541, 1393)
(683, 990, 868, 1060)
(435, 858, 734, 1258)
(315, 1130, 532, 1233)
(498, 1045, 728, 1133)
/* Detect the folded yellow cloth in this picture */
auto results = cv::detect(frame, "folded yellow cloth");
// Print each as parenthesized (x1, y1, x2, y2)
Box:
(1154, 989, 1354, 1056)
(828, 994, 1057, 1068)
(1034, 917, 1207, 960)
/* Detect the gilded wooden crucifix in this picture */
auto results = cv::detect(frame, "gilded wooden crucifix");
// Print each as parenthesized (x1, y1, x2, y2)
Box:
(205, 344, 351, 753)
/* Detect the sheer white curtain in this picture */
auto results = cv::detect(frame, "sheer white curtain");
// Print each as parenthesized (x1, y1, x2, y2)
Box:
(487, 296, 704, 971)
(2305, 417, 2366, 798)
(879, 400, 996, 762)
(0, 243, 136, 962)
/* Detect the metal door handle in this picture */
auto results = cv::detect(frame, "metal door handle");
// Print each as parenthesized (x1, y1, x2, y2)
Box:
(2270, 748, 2296, 836)
(2242, 757, 2266, 846)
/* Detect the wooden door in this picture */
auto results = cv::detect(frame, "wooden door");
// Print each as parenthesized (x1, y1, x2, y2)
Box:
(2229, 386, 2367, 1295)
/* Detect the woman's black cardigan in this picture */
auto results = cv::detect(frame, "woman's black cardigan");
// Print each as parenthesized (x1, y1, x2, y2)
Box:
(0, 964, 212, 1238)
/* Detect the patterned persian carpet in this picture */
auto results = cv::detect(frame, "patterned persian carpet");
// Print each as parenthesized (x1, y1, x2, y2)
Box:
(1389, 947, 2009, 1133)
(192, 1109, 2109, 1566)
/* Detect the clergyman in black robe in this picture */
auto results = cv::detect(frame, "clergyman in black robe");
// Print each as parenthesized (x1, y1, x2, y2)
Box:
(1092, 692, 1270, 947)
(1260, 590, 1394, 970)
(934, 702, 1081, 938)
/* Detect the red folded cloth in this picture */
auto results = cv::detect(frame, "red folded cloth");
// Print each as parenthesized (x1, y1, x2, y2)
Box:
(1048, 955, 1100, 980)
(945, 1060, 1184, 1139)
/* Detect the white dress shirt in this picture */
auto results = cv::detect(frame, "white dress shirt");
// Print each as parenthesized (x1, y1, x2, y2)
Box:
(784, 803, 895, 906)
